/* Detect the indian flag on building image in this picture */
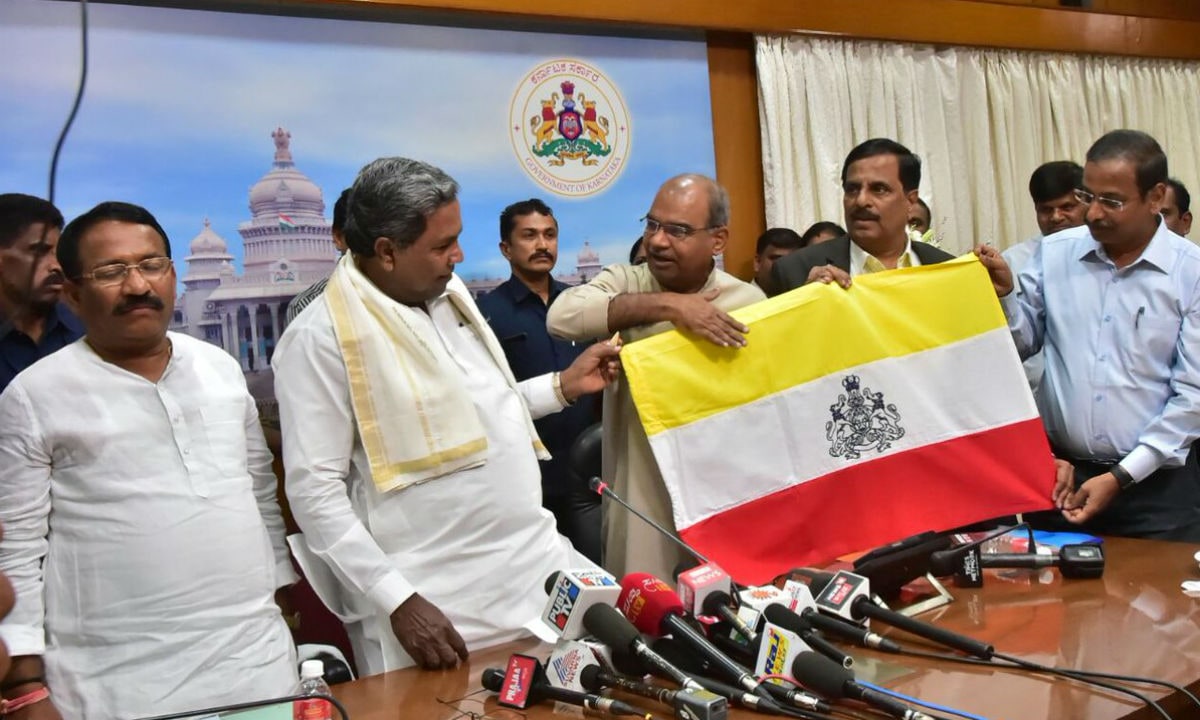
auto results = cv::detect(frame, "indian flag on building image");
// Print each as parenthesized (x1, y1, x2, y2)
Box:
(621, 255, 1055, 583)
(279, 213, 298, 230)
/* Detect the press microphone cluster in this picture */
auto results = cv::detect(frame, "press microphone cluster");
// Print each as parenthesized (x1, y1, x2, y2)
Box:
(482, 660, 650, 718)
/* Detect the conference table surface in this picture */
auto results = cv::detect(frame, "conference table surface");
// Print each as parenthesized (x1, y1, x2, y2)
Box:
(331, 537, 1200, 720)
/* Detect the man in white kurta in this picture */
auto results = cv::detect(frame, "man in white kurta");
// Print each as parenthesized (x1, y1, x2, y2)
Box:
(0, 203, 296, 719)
(273, 157, 616, 674)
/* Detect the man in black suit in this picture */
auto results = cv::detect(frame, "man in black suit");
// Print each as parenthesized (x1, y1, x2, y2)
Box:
(770, 138, 954, 294)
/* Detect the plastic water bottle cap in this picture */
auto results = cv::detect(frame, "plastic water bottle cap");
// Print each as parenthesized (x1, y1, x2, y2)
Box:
(300, 660, 325, 679)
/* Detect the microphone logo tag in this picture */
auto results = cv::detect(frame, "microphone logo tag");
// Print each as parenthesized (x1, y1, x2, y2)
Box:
(548, 579, 580, 631)
(499, 654, 540, 708)
(573, 570, 618, 587)
(818, 573, 865, 612)
(762, 627, 790, 675)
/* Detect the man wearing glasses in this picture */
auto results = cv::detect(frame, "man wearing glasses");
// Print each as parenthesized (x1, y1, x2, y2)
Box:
(770, 138, 954, 295)
(0, 202, 298, 719)
(548, 174, 764, 580)
(977, 130, 1200, 541)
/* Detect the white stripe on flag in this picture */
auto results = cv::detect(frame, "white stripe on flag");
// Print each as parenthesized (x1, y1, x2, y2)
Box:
(651, 326, 1038, 529)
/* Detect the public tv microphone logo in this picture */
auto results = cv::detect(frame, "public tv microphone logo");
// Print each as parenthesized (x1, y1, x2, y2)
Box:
(574, 570, 618, 587)
(548, 578, 582, 631)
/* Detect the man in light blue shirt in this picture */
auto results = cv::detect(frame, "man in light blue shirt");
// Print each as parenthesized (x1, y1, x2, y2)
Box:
(977, 130, 1200, 541)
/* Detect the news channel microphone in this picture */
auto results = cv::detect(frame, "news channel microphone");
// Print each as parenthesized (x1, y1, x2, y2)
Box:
(541, 568, 622, 639)
(581, 603, 708, 695)
(579, 665, 729, 720)
(618, 573, 769, 699)
(791, 651, 934, 720)
(483, 655, 651, 718)
(930, 544, 1105, 580)
(777, 580, 900, 653)
(812, 570, 994, 659)
(760, 605, 852, 670)
(647, 638, 795, 716)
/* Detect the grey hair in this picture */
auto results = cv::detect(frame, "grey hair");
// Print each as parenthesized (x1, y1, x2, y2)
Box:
(343, 157, 459, 256)
(668, 173, 730, 229)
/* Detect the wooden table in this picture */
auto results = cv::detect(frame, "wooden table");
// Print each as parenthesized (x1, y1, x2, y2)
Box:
(331, 537, 1200, 720)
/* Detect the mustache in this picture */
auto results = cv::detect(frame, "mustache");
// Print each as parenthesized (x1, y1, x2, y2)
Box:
(530, 251, 555, 261)
(40, 271, 66, 288)
(1087, 218, 1115, 232)
(114, 294, 164, 315)
(850, 210, 880, 221)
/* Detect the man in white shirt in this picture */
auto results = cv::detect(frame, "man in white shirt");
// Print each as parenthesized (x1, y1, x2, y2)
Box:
(0, 202, 297, 719)
(273, 157, 619, 674)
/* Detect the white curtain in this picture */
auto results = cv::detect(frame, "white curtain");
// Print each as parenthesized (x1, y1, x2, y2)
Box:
(757, 35, 1200, 254)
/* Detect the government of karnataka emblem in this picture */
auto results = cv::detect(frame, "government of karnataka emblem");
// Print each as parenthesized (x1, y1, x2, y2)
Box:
(826, 375, 905, 459)
(510, 59, 631, 197)
(530, 80, 611, 166)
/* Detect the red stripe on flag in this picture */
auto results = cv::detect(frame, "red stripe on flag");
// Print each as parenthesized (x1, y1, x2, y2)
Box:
(678, 418, 1055, 584)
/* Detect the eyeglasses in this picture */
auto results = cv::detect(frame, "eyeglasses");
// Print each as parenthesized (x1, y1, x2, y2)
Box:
(1073, 189, 1125, 212)
(79, 257, 173, 286)
(641, 216, 721, 241)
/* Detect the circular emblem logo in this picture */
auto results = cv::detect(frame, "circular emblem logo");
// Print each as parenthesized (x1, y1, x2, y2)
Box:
(509, 58, 631, 197)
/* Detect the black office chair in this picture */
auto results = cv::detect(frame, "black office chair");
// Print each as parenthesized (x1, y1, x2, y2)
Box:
(568, 422, 603, 486)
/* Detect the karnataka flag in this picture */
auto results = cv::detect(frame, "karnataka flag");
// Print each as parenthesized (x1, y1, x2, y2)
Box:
(279, 213, 298, 230)
(621, 255, 1055, 583)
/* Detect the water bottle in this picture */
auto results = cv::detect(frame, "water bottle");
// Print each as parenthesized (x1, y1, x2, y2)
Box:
(293, 660, 332, 720)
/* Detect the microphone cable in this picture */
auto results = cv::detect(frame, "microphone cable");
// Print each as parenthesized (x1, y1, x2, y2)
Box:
(854, 681, 991, 720)
(893, 646, 1176, 720)
(49, 0, 90, 204)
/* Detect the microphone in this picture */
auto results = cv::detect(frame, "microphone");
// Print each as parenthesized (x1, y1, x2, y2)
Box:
(761, 605, 852, 669)
(700, 589, 758, 645)
(768, 593, 901, 654)
(579, 665, 729, 720)
(588, 476, 708, 563)
(133, 694, 348, 720)
(582, 603, 707, 694)
(482, 661, 650, 718)
(618, 573, 767, 699)
(791, 651, 934, 720)
(540, 569, 622, 639)
(647, 638, 801, 716)
(927, 523, 1034, 577)
(814, 571, 994, 659)
(931, 544, 1105, 579)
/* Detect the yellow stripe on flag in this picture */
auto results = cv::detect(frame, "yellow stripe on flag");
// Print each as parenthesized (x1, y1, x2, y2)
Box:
(623, 254, 1006, 436)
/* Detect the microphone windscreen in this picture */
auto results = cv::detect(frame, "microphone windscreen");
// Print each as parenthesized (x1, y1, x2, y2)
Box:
(791, 651, 851, 699)
(481, 667, 505, 692)
(544, 571, 561, 595)
(700, 589, 733, 617)
(649, 637, 706, 675)
(618, 573, 685, 635)
(928, 549, 964, 577)
(578, 664, 604, 692)
(583, 604, 640, 650)
(762, 603, 806, 633)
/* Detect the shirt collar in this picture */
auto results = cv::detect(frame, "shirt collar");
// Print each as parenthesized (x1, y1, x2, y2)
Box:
(502, 274, 563, 304)
(849, 237, 918, 275)
(0, 303, 80, 342)
(1079, 218, 1173, 273)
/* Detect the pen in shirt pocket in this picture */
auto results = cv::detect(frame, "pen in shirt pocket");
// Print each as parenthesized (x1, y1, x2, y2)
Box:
(1135, 306, 1145, 329)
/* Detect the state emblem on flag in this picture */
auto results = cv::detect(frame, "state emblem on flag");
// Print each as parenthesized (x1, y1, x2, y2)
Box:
(510, 58, 631, 197)
(826, 375, 905, 459)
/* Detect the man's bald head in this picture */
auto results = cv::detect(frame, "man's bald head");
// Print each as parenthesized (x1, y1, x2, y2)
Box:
(640, 174, 730, 293)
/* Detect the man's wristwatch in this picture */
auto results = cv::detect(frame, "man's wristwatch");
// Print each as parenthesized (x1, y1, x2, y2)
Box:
(1111, 464, 1136, 491)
